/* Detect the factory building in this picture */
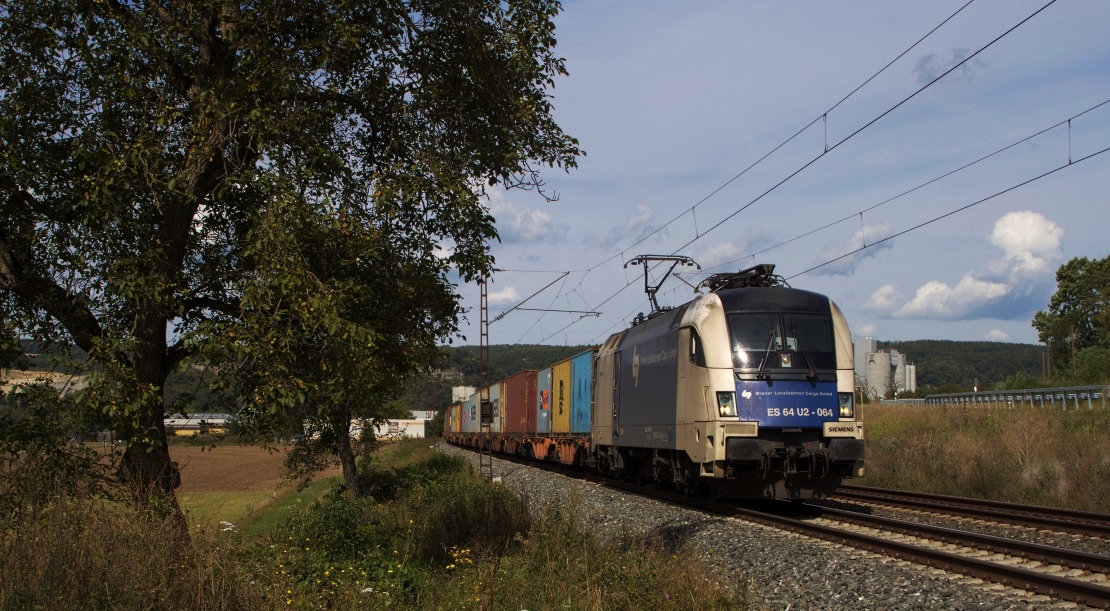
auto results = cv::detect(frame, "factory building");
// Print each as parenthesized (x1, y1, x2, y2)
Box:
(853, 336, 917, 399)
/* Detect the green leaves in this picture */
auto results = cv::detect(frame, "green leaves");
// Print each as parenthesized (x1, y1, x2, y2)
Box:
(1, 0, 580, 496)
(1033, 255, 1110, 382)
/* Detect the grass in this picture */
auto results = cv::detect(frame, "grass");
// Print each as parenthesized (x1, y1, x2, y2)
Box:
(11, 404, 1104, 609)
(1, 438, 749, 610)
(860, 403, 1110, 511)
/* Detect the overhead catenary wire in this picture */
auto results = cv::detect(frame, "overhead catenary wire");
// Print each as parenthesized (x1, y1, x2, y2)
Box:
(553, 0, 1061, 339)
(665, 0, 1060, 259)
(788, 144, 1110, 279)
(488, 0, 1063, 344)
(507, 0, 987, 327)
(695, 96, 1110, 277)
(574, 0, 981, 276)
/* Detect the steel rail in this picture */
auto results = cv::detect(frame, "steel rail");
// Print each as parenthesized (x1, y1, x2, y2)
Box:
(727, 503, 1110, 610)
(810, 504, 1110, 573)
(444, 443, 1110, 608)
(836, 485, 1110, 538)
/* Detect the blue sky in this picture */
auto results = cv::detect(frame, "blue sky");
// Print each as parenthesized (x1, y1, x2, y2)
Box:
(454, 0, 1110, 347)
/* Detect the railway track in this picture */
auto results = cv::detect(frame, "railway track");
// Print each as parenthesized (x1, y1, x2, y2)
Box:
(834, 484, 1110, 538)
(446, 443, 1110, 608)
(606, 483, 1110, 609)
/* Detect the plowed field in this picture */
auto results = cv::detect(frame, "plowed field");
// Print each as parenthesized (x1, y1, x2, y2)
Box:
(170, 444, 339, 493)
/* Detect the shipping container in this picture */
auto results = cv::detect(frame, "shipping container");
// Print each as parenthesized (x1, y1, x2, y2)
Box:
(445, 404, 458, 435)
(503, 370, 537, 434)
(551, 357, 572, 434)
(462, 393, 478, 433)
(571, 349, 595, 434)
(536, 367, 552, 434)
(489, 382, 502, 434)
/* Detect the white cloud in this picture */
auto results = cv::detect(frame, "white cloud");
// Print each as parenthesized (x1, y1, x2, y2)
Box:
(984, 210, 1063, 279)
(869, 211, 1063, 321)
(985, 329, 1010, 341)
(696, 242, 746, 270)
(585, 203, 664, 248)
(855, 323, 877, 336)
(811, 222, 893, 277)
(694, 228, 781, 270)
(489, 287, 521, 306)
(488, 191, 564, 244)
(864, 284, 901, 314)
(893, 276, 1010, 319)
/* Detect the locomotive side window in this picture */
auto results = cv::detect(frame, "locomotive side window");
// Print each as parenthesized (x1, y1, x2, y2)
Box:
(687, 327, 706, 367)
(728, 313, 780, 369)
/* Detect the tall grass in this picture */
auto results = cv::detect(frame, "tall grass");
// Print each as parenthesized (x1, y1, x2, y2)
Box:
(0, 495, 259, 610)
(861, 404, 1110, 511)
(1, 438, 748, 609)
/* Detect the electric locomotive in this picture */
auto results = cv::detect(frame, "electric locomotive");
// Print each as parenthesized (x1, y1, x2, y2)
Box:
(443, 263, 864, 499)
(591, 264, 863, 499)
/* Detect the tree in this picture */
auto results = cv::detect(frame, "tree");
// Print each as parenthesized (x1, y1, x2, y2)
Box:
(1032, 255, 1110, 380)
(0, 0, 580, 506)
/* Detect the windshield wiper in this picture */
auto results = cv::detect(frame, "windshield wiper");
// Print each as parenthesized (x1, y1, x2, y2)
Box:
(756, 328, 776, 380)
(792, 325, 818, 381)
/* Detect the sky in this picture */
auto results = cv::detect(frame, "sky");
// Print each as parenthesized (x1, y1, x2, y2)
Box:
(452, 0, 1110, 348)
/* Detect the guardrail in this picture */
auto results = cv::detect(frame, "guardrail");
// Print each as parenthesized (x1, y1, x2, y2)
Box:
(922, 386, 1108, 410)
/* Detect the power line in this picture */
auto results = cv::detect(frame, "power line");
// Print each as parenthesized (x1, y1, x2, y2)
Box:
(575, 0, 981, 276)
(788, 144, 1110, 279)
(567, 0, 1059, 336)
(696, 96, 1110, 277)
(491, 0, 1062, 343)
(666, 0, 1060, 259)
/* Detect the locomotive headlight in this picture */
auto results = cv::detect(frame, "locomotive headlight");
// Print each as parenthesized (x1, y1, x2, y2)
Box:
(717, 391, 737, 417)
(838, 392, 854, 418)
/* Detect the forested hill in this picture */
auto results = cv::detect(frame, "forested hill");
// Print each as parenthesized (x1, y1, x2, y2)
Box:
(438, 344, 593, 384)
(394, 344, 591, 413)
(877, 339, 1044, 389)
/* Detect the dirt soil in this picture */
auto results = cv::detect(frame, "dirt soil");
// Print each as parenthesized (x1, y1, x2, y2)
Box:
(170, 444, 340, 494)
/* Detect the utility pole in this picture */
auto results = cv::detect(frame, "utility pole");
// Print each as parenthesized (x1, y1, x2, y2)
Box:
(478, 279, 493, 482)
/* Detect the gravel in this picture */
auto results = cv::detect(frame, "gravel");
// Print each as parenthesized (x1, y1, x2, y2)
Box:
(439, 444, 1094, 610)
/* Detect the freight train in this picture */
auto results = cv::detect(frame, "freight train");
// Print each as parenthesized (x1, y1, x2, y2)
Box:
(444, 264, 864, 499)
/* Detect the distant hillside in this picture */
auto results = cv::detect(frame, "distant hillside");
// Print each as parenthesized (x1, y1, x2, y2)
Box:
(877, 339, 1045, 389)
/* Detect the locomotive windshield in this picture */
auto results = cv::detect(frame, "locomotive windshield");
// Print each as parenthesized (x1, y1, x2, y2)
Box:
(728, 313, 835, 370)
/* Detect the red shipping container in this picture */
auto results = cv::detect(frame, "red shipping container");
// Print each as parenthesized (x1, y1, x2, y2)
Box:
(503, 370, 538, 435)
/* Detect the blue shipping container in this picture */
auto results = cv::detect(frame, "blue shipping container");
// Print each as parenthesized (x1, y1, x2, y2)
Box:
(570, 350, 594, 434)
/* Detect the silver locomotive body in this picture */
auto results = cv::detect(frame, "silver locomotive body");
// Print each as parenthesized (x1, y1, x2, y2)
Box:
(592, 284, 863, 499)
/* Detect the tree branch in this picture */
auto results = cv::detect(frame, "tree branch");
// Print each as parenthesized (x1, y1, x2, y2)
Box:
(0, 236, 103, 354)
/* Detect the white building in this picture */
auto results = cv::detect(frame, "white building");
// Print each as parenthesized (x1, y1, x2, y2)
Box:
(854, 337, 917, 399)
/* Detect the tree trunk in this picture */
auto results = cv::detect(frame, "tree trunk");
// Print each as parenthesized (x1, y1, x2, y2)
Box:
(116, 316, 185, 527)
(331, 407, 362, 497)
